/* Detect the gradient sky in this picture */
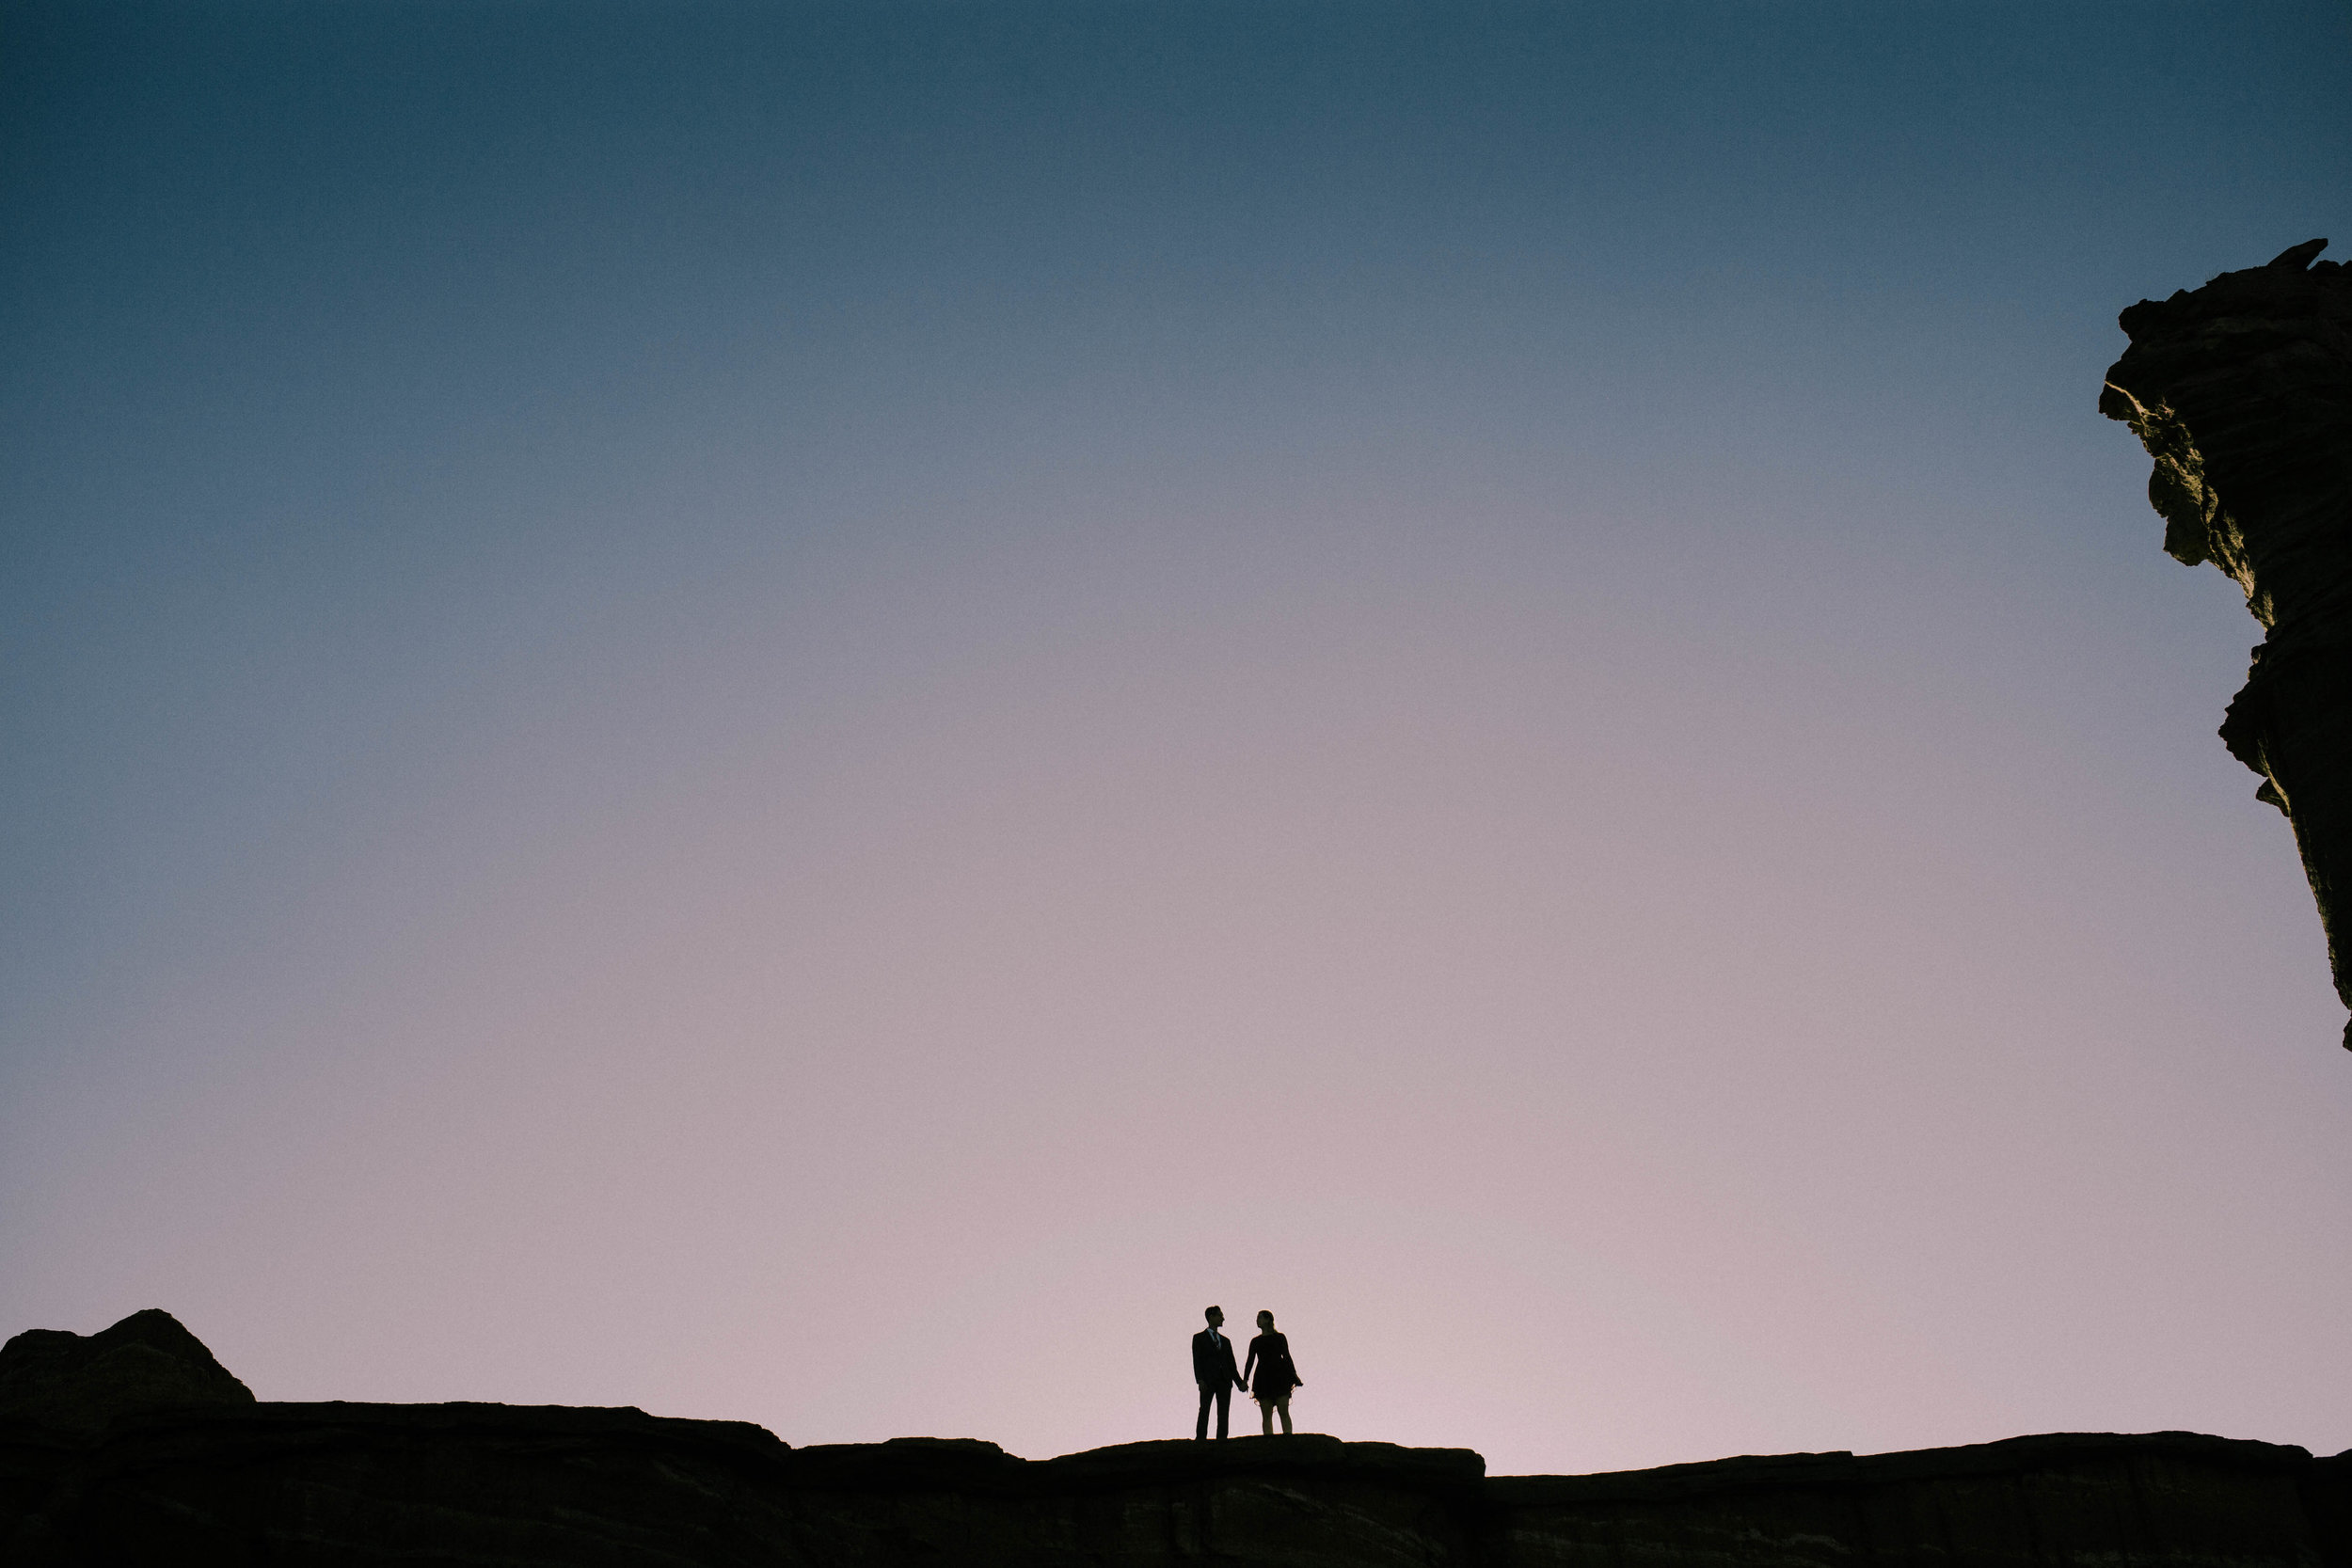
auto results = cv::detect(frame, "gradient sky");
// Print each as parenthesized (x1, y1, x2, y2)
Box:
(5, 2, 2351, 1477)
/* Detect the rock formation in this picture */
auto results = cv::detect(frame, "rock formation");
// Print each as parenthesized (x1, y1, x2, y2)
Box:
(2100, 239, 2352, 1047)
(4, 1311, 2347, 1565)
(0, 1307, 253, 1432)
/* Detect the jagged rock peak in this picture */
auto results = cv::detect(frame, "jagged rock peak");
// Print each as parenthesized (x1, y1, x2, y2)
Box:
(2269, 237, 2329, 271)
(0, 1307, 255, 1432)
(2100, 240, 2352, 1049)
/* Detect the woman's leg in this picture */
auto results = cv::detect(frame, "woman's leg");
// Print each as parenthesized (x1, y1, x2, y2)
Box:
(1260, 1399, 1274, 1435)
(1277, 1399, 1293, 1435)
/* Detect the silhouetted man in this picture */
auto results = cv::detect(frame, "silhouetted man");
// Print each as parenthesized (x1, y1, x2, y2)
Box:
(1192, 1305, 1245, 1440)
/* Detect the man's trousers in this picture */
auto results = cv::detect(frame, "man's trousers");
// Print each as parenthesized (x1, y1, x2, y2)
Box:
(1195, 1383, 1231, 1440)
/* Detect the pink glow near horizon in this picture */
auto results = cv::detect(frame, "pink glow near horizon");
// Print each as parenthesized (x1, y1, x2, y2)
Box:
(9, 484, 2349, 1474)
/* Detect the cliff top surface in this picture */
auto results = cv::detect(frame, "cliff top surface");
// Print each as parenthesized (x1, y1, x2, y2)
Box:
(0, 1311, 2332, 1488)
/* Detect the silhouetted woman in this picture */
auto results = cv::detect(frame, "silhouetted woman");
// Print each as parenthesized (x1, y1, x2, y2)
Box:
(1243, 1310, 1303, 1435)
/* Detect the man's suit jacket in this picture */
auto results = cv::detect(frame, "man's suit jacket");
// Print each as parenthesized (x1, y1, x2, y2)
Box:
(1192, 1328, 1243, 1389)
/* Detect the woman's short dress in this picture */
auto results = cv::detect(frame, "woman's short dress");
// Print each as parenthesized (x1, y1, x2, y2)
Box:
(1248, 1332, 1299, 1404)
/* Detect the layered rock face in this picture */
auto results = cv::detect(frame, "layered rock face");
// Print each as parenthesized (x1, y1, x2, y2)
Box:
(2100, 239, 2352, 1047)
(0, 1307, 253, 1432)
(3, 1312, 2346, 1566)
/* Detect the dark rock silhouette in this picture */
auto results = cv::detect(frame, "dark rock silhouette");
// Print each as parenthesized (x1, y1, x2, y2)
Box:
(3, 1313, 2346, 1565)
(0, 1307, 254, 1433)
(2100, 239, 2352, 1047)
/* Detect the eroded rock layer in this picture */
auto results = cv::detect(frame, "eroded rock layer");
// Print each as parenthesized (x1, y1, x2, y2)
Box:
(2100, 239, 2352, 1046)
(3, 1401, 2344, 1568)
(0, 1307, 252, 1432)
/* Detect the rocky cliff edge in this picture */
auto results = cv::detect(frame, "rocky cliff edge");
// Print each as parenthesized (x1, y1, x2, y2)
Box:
(2101, 238, 2352, 1047)
(4, 1310, 2346, 1567)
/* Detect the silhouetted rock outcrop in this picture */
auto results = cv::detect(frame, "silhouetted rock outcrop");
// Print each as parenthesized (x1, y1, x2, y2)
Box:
(0, 1308, 253, 1433)
(2100, 239, 2352, 1047)
(3, 1312, 2347, 1565)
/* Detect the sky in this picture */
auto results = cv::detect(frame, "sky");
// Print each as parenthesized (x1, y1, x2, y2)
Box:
(4, 1, 2350, 1478)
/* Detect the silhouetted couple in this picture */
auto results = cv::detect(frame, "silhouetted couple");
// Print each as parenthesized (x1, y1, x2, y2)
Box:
(1191, 1306, 1303, 1439)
